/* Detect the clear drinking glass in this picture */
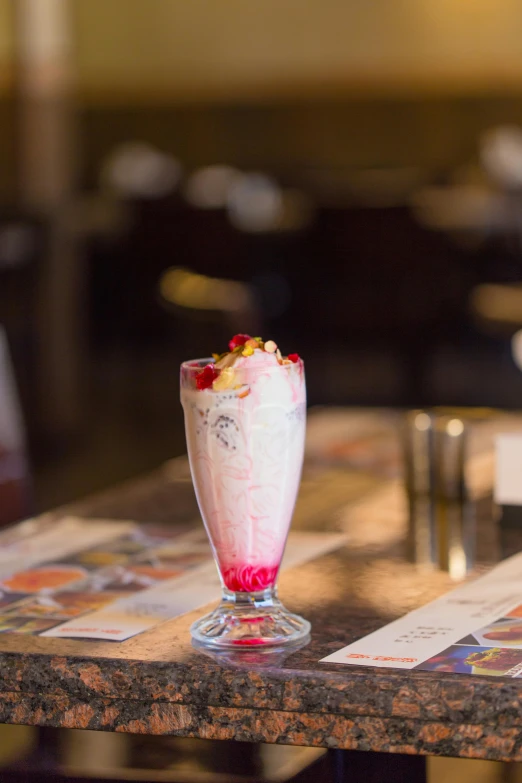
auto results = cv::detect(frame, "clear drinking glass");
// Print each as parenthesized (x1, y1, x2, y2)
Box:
(180, 356, 311, 648)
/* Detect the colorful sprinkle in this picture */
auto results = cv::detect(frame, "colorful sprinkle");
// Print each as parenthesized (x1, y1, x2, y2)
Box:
(212, 368, 235, 391)
(196, 364, 219, 390)
(228, 334, 251, 352)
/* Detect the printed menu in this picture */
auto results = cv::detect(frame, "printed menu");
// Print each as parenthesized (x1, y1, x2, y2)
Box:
(0, 517, 345, 641)
(322, 552, 522, 677)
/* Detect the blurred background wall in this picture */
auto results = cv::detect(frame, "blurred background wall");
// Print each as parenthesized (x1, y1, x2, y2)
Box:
(2, 1, 522, 184)
(2, 1, 522, 509)
(0, 1, 14, 200)
(58, 1, 522, 180)
(73, 0, 522, 98)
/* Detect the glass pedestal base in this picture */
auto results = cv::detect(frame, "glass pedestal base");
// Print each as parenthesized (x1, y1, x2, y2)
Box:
(190, 587, 311, 649)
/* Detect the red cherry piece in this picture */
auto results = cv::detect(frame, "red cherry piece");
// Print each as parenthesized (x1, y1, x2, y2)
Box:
(196, 364, 218, 390)
(228, 334, 251, 352)
(288, 353, 300, 363)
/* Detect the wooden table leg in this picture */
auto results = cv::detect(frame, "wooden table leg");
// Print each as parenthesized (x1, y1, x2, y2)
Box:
(330, 749, 427, 783)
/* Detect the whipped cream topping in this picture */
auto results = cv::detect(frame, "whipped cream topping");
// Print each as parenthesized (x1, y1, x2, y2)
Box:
(194, 335, 300, 394)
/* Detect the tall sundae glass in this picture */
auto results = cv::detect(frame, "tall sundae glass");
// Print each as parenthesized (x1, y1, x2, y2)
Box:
(180, 335, 310, 648)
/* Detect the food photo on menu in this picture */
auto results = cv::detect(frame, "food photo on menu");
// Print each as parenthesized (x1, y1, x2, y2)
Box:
(457, 616, 522, 648)
(417, 646, 522, 676)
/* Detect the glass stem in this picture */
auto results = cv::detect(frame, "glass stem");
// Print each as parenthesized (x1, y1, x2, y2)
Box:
(221, 586, 279, 610)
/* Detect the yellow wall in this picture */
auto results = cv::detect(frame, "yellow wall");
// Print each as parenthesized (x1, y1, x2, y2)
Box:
(73, 0, 522, 102)
(0, 0, 13, 92)
(2, 1, 522, 100)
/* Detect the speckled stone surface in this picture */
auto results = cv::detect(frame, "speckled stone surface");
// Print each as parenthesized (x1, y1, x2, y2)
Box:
(0, 410, 519, 762)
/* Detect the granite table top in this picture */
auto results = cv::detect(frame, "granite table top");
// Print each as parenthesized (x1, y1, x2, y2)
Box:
(0, 407, 521, 763)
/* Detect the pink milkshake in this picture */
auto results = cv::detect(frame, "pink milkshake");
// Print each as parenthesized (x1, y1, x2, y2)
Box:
(181, 335, 310, 648)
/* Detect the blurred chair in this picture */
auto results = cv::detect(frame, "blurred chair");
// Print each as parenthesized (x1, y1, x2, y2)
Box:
(294, 205, 470, 405)
(0, 326, 32, 526)
(159, 267, 262, 357)
(0, 210, 46, 443)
